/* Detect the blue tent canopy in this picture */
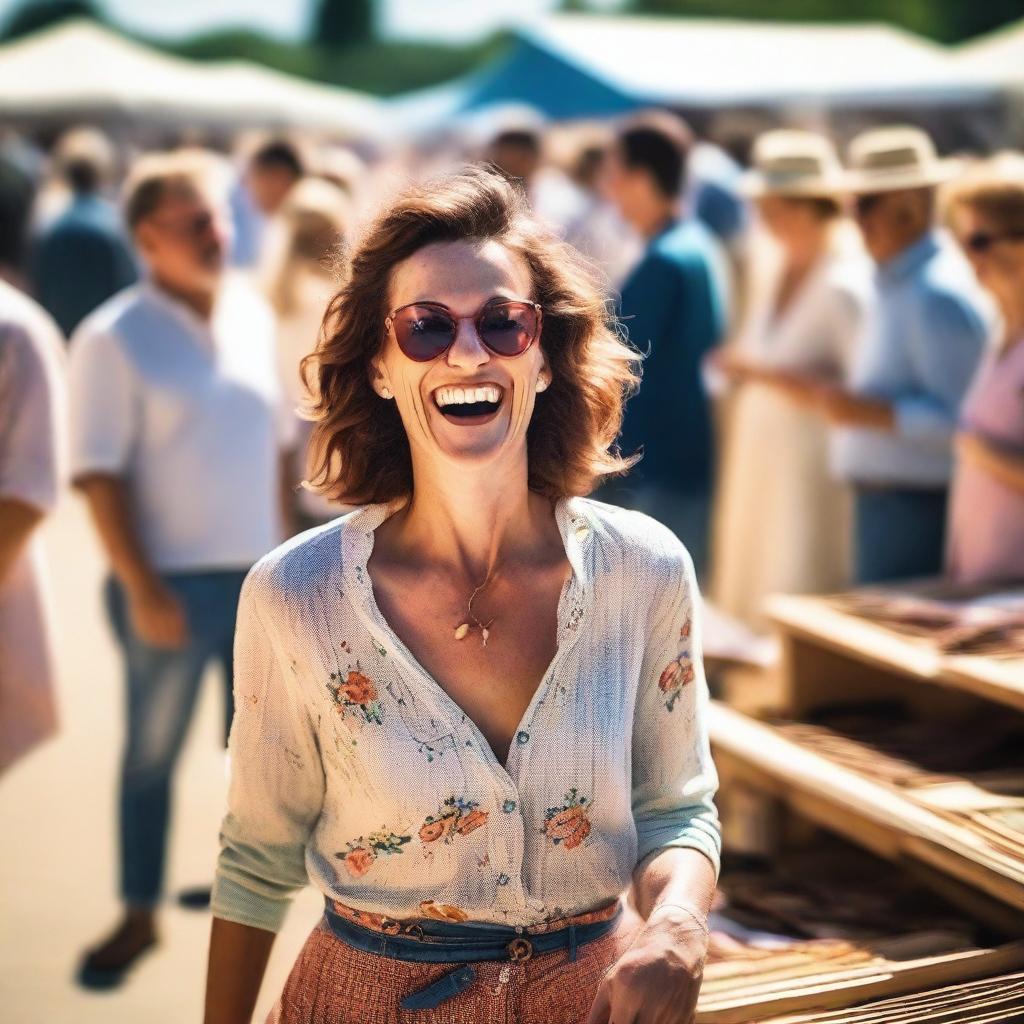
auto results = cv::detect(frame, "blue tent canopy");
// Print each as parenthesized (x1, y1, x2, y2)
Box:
(457, 37, 639, 120)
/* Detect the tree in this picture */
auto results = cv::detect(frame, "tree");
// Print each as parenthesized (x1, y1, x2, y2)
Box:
(1, 0, 100, 41)
(310, 0, 375, 48)
(623, 0, 1024, 43)
(945, 0, 1024, 43)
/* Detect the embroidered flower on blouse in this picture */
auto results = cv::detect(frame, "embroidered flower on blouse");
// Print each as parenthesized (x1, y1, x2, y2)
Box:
(327, 666, 383, 724)
(340, 846, 375, 877)
(543, 788, 592, 850)
(419, 900, 469, 922)
(419, 797, 489, 845)
(680, 618, 691, 639)
(658, 658, 695, 712)
(337, 829, 412, 876)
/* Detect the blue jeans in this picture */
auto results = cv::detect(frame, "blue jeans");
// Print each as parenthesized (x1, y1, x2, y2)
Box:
(104, 569, 248, 906)
(595, 480, 711, 583)
(853, 487, 948, 585)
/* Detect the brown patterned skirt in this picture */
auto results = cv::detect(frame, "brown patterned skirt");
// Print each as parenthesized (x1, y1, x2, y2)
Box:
(267, 898, 642, 1023)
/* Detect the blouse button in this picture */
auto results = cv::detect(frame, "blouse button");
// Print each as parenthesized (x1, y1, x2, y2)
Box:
(497, 873, 511, 886)
(502, 799, 517, 813)
(515, 730, 530, 745)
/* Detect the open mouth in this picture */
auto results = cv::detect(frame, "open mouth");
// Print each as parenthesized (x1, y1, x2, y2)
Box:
(432, 384, 505, 425)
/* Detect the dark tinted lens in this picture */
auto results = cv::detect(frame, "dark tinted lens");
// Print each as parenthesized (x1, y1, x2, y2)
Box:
(965, 232, 994, 253)
(394, 306, 456, 361)
(479, 302, 538, 356)
(855, 193, 882, 217)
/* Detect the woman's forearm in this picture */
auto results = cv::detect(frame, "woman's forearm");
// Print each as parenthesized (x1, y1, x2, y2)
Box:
(204, 916, 277, 1024)
(631, 846, 717, 922)
(976, 436, 1024, 494)
(0, 498, 42, 587)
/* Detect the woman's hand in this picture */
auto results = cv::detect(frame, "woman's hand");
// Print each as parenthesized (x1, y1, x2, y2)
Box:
(956, 430, 1024, 494)
(705, 348, 751, 382)
(812, 383, 895, 430)
(586, 906, 708, 1024)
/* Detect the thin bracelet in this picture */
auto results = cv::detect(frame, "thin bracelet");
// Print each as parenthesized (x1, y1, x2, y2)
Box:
(647, 902, 710, 936)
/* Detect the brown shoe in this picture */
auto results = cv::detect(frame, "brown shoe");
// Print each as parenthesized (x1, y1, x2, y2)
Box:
(76, 912, 157, 990)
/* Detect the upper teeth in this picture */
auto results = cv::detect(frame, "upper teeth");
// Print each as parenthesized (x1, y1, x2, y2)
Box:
(435, 385, 502, 407)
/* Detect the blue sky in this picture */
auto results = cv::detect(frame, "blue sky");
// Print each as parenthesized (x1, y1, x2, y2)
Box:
(0, 0, 582, 42)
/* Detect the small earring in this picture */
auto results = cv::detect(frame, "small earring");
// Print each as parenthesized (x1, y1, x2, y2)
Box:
(535, 378, 549, 393)
(379, 386, 393, 399)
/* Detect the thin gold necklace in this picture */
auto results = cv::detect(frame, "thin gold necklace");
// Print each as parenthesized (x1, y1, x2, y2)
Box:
(454, 567, 497, 648)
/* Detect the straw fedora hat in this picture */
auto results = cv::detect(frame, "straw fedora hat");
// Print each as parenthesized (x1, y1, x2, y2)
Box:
(843, 125, 958, 194)
(741, 130, 846, 198)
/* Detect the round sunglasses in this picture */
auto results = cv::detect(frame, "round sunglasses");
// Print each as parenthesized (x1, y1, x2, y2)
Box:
(384, 299, 543, 362)
(960, 229, 1024, 254)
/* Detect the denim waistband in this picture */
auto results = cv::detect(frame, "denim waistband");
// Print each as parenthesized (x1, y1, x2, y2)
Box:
(322, 897, 622, 966)
(322, 898, 623, 1011)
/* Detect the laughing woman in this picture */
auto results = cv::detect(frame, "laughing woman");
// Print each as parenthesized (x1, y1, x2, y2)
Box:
(203, 167, 720, 1024)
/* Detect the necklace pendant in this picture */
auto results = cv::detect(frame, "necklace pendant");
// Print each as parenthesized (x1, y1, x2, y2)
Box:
(454, 623, 470, 641)
(481, 627, 490, 647)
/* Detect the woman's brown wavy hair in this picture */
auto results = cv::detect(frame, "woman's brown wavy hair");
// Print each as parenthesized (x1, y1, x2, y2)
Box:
(301, 165, 640, 504)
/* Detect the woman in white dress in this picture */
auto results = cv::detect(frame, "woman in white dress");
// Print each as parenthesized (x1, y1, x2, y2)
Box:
(260, 176, 355, 527)
(711, 131, 871, 630)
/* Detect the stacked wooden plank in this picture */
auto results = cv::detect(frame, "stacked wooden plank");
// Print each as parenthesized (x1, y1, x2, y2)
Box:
(702, 580, 1024, 1022)
(762, 971, 1024, 1023)
(695, 841, 1024, 1023)
(771, 701, 1024, 867)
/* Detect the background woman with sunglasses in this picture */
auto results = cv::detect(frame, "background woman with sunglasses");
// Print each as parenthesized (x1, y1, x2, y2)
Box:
(945, 154, 1024, 585)
(203, 167, 720, 1024)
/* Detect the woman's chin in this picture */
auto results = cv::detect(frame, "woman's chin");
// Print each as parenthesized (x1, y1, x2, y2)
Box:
(429, 422, 524, 468)
(423, 405, 520, 462)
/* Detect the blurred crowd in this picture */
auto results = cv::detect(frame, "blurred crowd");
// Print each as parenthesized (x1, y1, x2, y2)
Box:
(1, 109, 1023, 983)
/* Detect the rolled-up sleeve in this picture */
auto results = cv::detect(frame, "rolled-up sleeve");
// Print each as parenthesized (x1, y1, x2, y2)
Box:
(893, 290, 989, 447)
(211, 565, 326, 933)
(631, 539, 721, 879)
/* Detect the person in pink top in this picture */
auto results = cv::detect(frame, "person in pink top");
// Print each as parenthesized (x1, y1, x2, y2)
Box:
(946, 155, 1024, 585)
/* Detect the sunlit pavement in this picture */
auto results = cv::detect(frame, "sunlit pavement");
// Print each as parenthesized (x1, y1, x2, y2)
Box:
(0, 495, 321, 1023)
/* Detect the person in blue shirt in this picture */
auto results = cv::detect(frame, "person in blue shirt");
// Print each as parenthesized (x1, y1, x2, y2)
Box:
(799, 127, 994, 584)
(598, 111, 729, 579)
(31, 128, 137, 338)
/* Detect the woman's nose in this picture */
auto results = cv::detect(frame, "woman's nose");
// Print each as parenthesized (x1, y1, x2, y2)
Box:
(446, 318, 491, 368)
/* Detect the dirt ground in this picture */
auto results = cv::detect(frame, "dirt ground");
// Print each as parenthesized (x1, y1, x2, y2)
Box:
(0, 494, 322, 1023)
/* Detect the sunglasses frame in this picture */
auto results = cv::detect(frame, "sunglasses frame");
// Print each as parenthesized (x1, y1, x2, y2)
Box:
(852, 192, 886, 217)
(384, 299, 543, 362)
(961, 229, 1024, 254)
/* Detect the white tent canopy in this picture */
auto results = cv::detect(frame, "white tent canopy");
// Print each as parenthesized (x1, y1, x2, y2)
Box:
(518, 14, 1000, 108)
(954, 19, 1024, 83)
(0, 20, 383, 136)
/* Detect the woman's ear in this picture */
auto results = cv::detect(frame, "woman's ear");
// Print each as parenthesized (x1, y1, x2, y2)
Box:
(535, 352, 552, 393)
(133, 223, 155, 260)
(369, 357, 393, 400)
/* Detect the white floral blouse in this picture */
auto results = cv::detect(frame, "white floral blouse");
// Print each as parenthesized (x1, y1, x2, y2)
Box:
(211, 497, 721, 933)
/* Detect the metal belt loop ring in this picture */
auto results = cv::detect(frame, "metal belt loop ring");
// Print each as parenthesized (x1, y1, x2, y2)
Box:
(507, 937, 534, 961)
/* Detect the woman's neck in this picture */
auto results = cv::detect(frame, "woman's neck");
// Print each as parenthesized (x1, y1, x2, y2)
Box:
(785, 224, 831, 274)
(381, 456, 554, 585)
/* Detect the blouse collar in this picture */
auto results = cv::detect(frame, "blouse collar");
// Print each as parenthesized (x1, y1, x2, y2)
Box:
(340, 495, 594, 599)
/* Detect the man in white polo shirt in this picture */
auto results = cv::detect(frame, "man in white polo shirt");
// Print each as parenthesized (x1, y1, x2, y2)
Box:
(67, 149, 294, 987)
